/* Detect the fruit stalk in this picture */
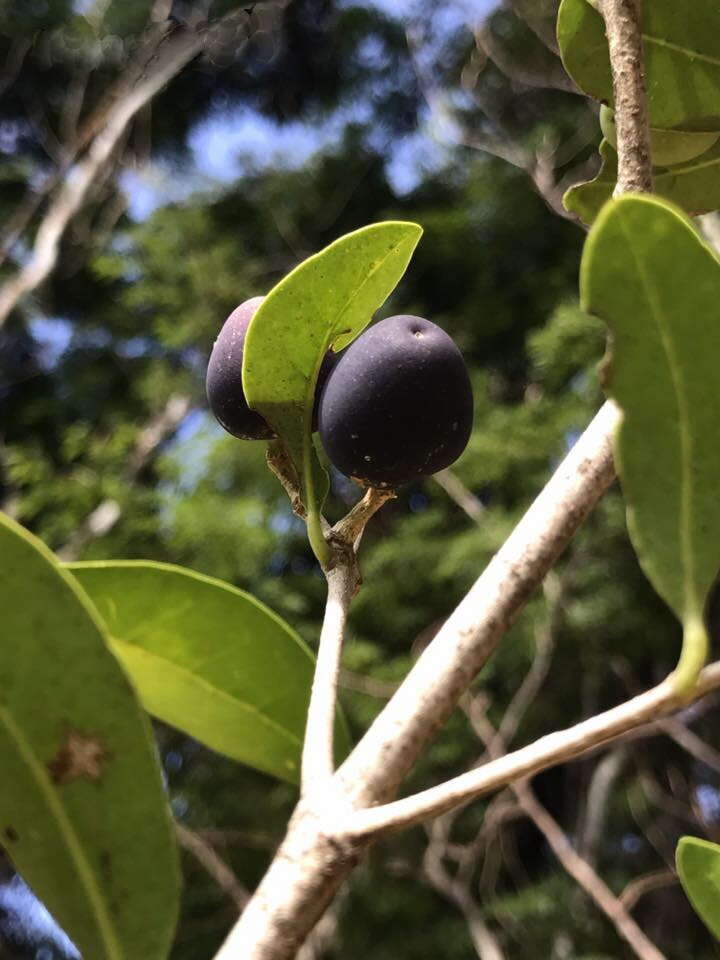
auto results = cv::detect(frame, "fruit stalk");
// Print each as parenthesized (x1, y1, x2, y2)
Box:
(303, 445, 331, 568)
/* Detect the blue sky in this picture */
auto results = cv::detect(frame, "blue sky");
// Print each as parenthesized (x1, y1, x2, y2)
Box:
(121, 0, 497, 219)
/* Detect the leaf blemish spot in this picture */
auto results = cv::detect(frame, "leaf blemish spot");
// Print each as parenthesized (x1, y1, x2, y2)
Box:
(4, 826, 18, 843)
(48, 727, 109, 785)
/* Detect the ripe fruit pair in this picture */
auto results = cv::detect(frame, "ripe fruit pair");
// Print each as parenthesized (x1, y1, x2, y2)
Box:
(206, 298, 473, 488)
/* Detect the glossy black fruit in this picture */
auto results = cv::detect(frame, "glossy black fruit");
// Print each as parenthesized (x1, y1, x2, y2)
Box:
(318, 314, 473, 487)
(206, 297, 335, 440)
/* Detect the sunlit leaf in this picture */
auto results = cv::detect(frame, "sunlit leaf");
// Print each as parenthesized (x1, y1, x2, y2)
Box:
(558, 0, 720, 129)
(69, 560, 350, 783)
(581, 195, 720, 689)
(0, 514, 179, 960)
(677, 836, 720, 939)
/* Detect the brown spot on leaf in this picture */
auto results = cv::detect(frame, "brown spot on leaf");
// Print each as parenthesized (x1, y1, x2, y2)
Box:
(4, 826, 18, 843)
(48, 728, 109, 785)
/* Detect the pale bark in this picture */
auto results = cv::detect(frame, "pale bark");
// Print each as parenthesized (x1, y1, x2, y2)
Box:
(301, 559, 358, 794)
(345, 663, 720, 838)
(338, 401, 619, 806)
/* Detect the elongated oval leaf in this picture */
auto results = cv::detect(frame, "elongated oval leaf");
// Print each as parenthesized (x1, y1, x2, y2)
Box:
(244, 220, 422, 424)
(68, 560, 349, 783)
(581, 196, 720, 686)
(0, 514, 179, 960)
(242, 221, 421, 528)
(565, 140, 720, 225)
(558, 0, 720, 129)
(677, 836, 720, 939)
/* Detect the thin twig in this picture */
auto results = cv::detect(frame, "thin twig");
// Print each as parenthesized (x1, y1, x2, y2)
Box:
(598, 0, 653, 194)
(578, 747, 629, 865)
(0, 18, 175, 269)
(344, 661, 720, 838)
(215, 404, 621, 959)
(513, 781, 666, 960)
(657, 718, 720, 774)
(301, 557, 359, 794)
(0, 17, 216, 326)
(619, 869, 677, 911)
(493, 571, 561, 750)
(637, 769, 697, 828)
(301, 488, 393, 792)
(420, 776, 517, 958)
(339, 669, 399, 699)
(175, 822, 249, 910)
(433, 469, 484, 521)
(423, 825, 506, 960)
(330, 487, 395, 549)
(56, 394, 191, 561)
(468, 708, 666, 960)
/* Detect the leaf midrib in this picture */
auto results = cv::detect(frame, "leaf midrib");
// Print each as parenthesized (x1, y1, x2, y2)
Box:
(302, 231, 416, 416)
(331, 234, 413, 343)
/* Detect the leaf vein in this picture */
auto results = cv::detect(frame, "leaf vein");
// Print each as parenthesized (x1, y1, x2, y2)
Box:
(643, 33, 720, 70)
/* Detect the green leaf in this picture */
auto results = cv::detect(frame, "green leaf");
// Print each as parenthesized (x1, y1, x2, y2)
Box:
(243, 221, 422, 561)
(677, 836, 720, 939)
(581, 195, 720, 690)
(69, 560, 350, 783)
(312, 433, 332, 512)
(0, 514, 179, 960)
(558, 0, 720, 129)
(564, 140, 617, 225)
(565, 140, 720, 225)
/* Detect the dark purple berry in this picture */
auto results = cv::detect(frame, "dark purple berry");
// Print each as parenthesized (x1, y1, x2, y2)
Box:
(207, 298, 271, 440)
(318, 314, 473, 488)
(206, 297, 335, 440)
